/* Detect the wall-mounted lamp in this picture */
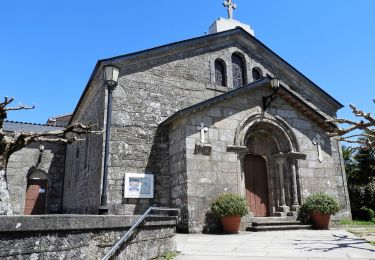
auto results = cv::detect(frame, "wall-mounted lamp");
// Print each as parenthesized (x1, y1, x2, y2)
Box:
(263, 78, 280, 111)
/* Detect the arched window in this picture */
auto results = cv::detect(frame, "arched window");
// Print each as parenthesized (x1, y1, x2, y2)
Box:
(232, 54, 246, 88)
(252, 67, 262, 81)
(215, 59, 226, 86)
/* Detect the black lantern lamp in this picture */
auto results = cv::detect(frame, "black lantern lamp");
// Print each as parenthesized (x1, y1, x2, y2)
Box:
(99, 64, 120, 215)
(263, 78, 280, 111)
(102, 65, 120, 89)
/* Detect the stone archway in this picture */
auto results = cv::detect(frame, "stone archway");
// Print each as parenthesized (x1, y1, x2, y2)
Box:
(234, 113, 302, 217)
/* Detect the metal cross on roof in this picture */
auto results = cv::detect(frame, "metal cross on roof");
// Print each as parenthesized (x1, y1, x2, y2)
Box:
(223, 0, 237, 20)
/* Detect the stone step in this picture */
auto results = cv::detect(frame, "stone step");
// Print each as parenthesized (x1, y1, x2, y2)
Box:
(252, 221, 302, 227)
(247, 224, 311, 232)
(249, 216, 294, 223)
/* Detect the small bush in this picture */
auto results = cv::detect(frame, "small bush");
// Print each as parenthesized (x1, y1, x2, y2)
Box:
(352, 207, 375, 221)
(211, 193, 249, 218)
(300, 193, 340, 215)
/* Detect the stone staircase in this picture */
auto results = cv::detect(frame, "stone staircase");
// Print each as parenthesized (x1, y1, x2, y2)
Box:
(247, 217, 311, 232)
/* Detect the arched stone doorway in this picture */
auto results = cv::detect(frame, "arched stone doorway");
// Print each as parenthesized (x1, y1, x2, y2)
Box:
(24, 169, 48, 215)
(235, 113, 303, 217)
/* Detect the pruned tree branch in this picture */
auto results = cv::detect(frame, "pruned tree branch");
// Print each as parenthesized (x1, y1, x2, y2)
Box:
(4, 104, 35, 111)
(0, 97, 35, 129)
(328, 101, 375, 150)
(0, 95, 103, 215)
(0, 96, 14, 107)
(7, 123, 102, 155)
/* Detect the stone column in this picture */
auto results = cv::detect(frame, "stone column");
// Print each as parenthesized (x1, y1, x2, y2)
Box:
(274, 154, 289, 213)
(287, 152, 307, 211)
(226, 145, 248, 198)
(289, 159, 299, 211)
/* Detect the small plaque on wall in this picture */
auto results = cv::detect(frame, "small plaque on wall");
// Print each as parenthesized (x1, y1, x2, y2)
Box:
(124, 173, 154, 198)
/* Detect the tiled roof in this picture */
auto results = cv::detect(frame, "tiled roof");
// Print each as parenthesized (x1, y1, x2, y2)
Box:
(3, 120, 63, 133)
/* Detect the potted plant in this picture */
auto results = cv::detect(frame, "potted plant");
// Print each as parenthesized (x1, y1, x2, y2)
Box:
(211, 193, 249, 233)
(300, 192, 340, 229)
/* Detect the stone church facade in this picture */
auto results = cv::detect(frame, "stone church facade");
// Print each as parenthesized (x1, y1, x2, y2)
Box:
(5, 17, 351, 233)
(62, 23, 350, 232)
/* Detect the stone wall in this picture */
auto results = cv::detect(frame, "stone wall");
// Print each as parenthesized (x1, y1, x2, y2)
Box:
(168, 121, 188, 230)
(67, 30, 345, 216)
(167, 87, 350, 232)
(6, 142, 66, 214)
(106, 43, 276, 214)
(0, 215, 177, 260)
(63, 73, 105, 214)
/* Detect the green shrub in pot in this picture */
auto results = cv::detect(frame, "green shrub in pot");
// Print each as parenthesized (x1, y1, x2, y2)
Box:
(211, 193, 249, 218)
(300, 192, 340, 229)
(211, 193, 248, 233)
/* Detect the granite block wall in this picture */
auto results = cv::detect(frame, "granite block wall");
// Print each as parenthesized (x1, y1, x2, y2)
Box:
(63, 74, 105, 214)
(0, 215, 177, 260)
(168, 87, 350, 232)
(6, 142, 66, 214)
(65, 31, 347, 218)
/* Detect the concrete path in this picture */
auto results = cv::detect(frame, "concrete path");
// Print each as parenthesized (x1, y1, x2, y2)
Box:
(174, 230, 375, 260)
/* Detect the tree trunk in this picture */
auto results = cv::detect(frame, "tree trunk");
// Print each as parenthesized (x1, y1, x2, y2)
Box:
(0, 158, 13, 215)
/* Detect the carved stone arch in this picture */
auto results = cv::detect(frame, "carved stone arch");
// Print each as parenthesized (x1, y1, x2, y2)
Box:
(234, 112, 299, 153)
(236, 112, 303, 216)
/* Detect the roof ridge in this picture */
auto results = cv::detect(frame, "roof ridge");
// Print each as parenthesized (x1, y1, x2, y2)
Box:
(4, 120, 62, 128)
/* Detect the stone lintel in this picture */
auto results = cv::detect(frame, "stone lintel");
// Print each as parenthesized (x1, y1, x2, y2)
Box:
(195, 143, 212, 155)
(226, 145, 248, 154)
(288, 152, 307, 160)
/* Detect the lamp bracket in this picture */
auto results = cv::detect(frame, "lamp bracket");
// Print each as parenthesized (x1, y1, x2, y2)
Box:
(262, 87, 280, 111)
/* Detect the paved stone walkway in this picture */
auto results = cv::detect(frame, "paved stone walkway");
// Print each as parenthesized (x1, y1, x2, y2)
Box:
(174, 230, 375, 259)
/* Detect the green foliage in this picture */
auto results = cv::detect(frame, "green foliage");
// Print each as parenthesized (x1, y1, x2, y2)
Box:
(300, 193, 340, 215)
(352, 207, 375, 221)
(211, 193, 249, 218)
(342, 146, 358, 177)
(342, 144, 375, 211)
(339, 219, 375, 226)
(161, 252, 178, 260)
(348, 181, 375, 210)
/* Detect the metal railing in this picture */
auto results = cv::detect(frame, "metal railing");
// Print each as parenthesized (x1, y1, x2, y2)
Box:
(101, 207, 180, 260)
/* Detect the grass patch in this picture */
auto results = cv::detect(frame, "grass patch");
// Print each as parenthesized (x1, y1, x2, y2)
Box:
(160, 251, 179, 260)
(339, 219, 375, 226)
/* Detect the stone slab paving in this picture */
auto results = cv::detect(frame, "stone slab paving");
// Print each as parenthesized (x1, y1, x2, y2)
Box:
(174, 230, 375, 260)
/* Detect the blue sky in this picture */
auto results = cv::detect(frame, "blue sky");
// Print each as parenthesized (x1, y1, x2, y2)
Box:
(0, 0, 374, 124)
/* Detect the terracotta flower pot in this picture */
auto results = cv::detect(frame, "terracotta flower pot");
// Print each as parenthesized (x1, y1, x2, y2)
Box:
(220, 215, 241, 234)
(310, 212, 331, 230)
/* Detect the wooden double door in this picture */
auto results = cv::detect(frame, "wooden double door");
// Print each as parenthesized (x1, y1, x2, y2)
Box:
(244, 154, 270, 217)
(24, 179, 47, 215)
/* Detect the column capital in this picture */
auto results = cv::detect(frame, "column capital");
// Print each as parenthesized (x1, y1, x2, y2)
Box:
(273, 152, 286, 164)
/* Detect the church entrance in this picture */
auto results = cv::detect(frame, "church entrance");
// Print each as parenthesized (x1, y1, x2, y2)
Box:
(24, 169, 48, 215)
(244, 154, 269, 217)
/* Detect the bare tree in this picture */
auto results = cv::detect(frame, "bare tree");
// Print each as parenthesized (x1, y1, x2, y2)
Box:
(0, 97, 96, 215)
(329, 99, 375, 150)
